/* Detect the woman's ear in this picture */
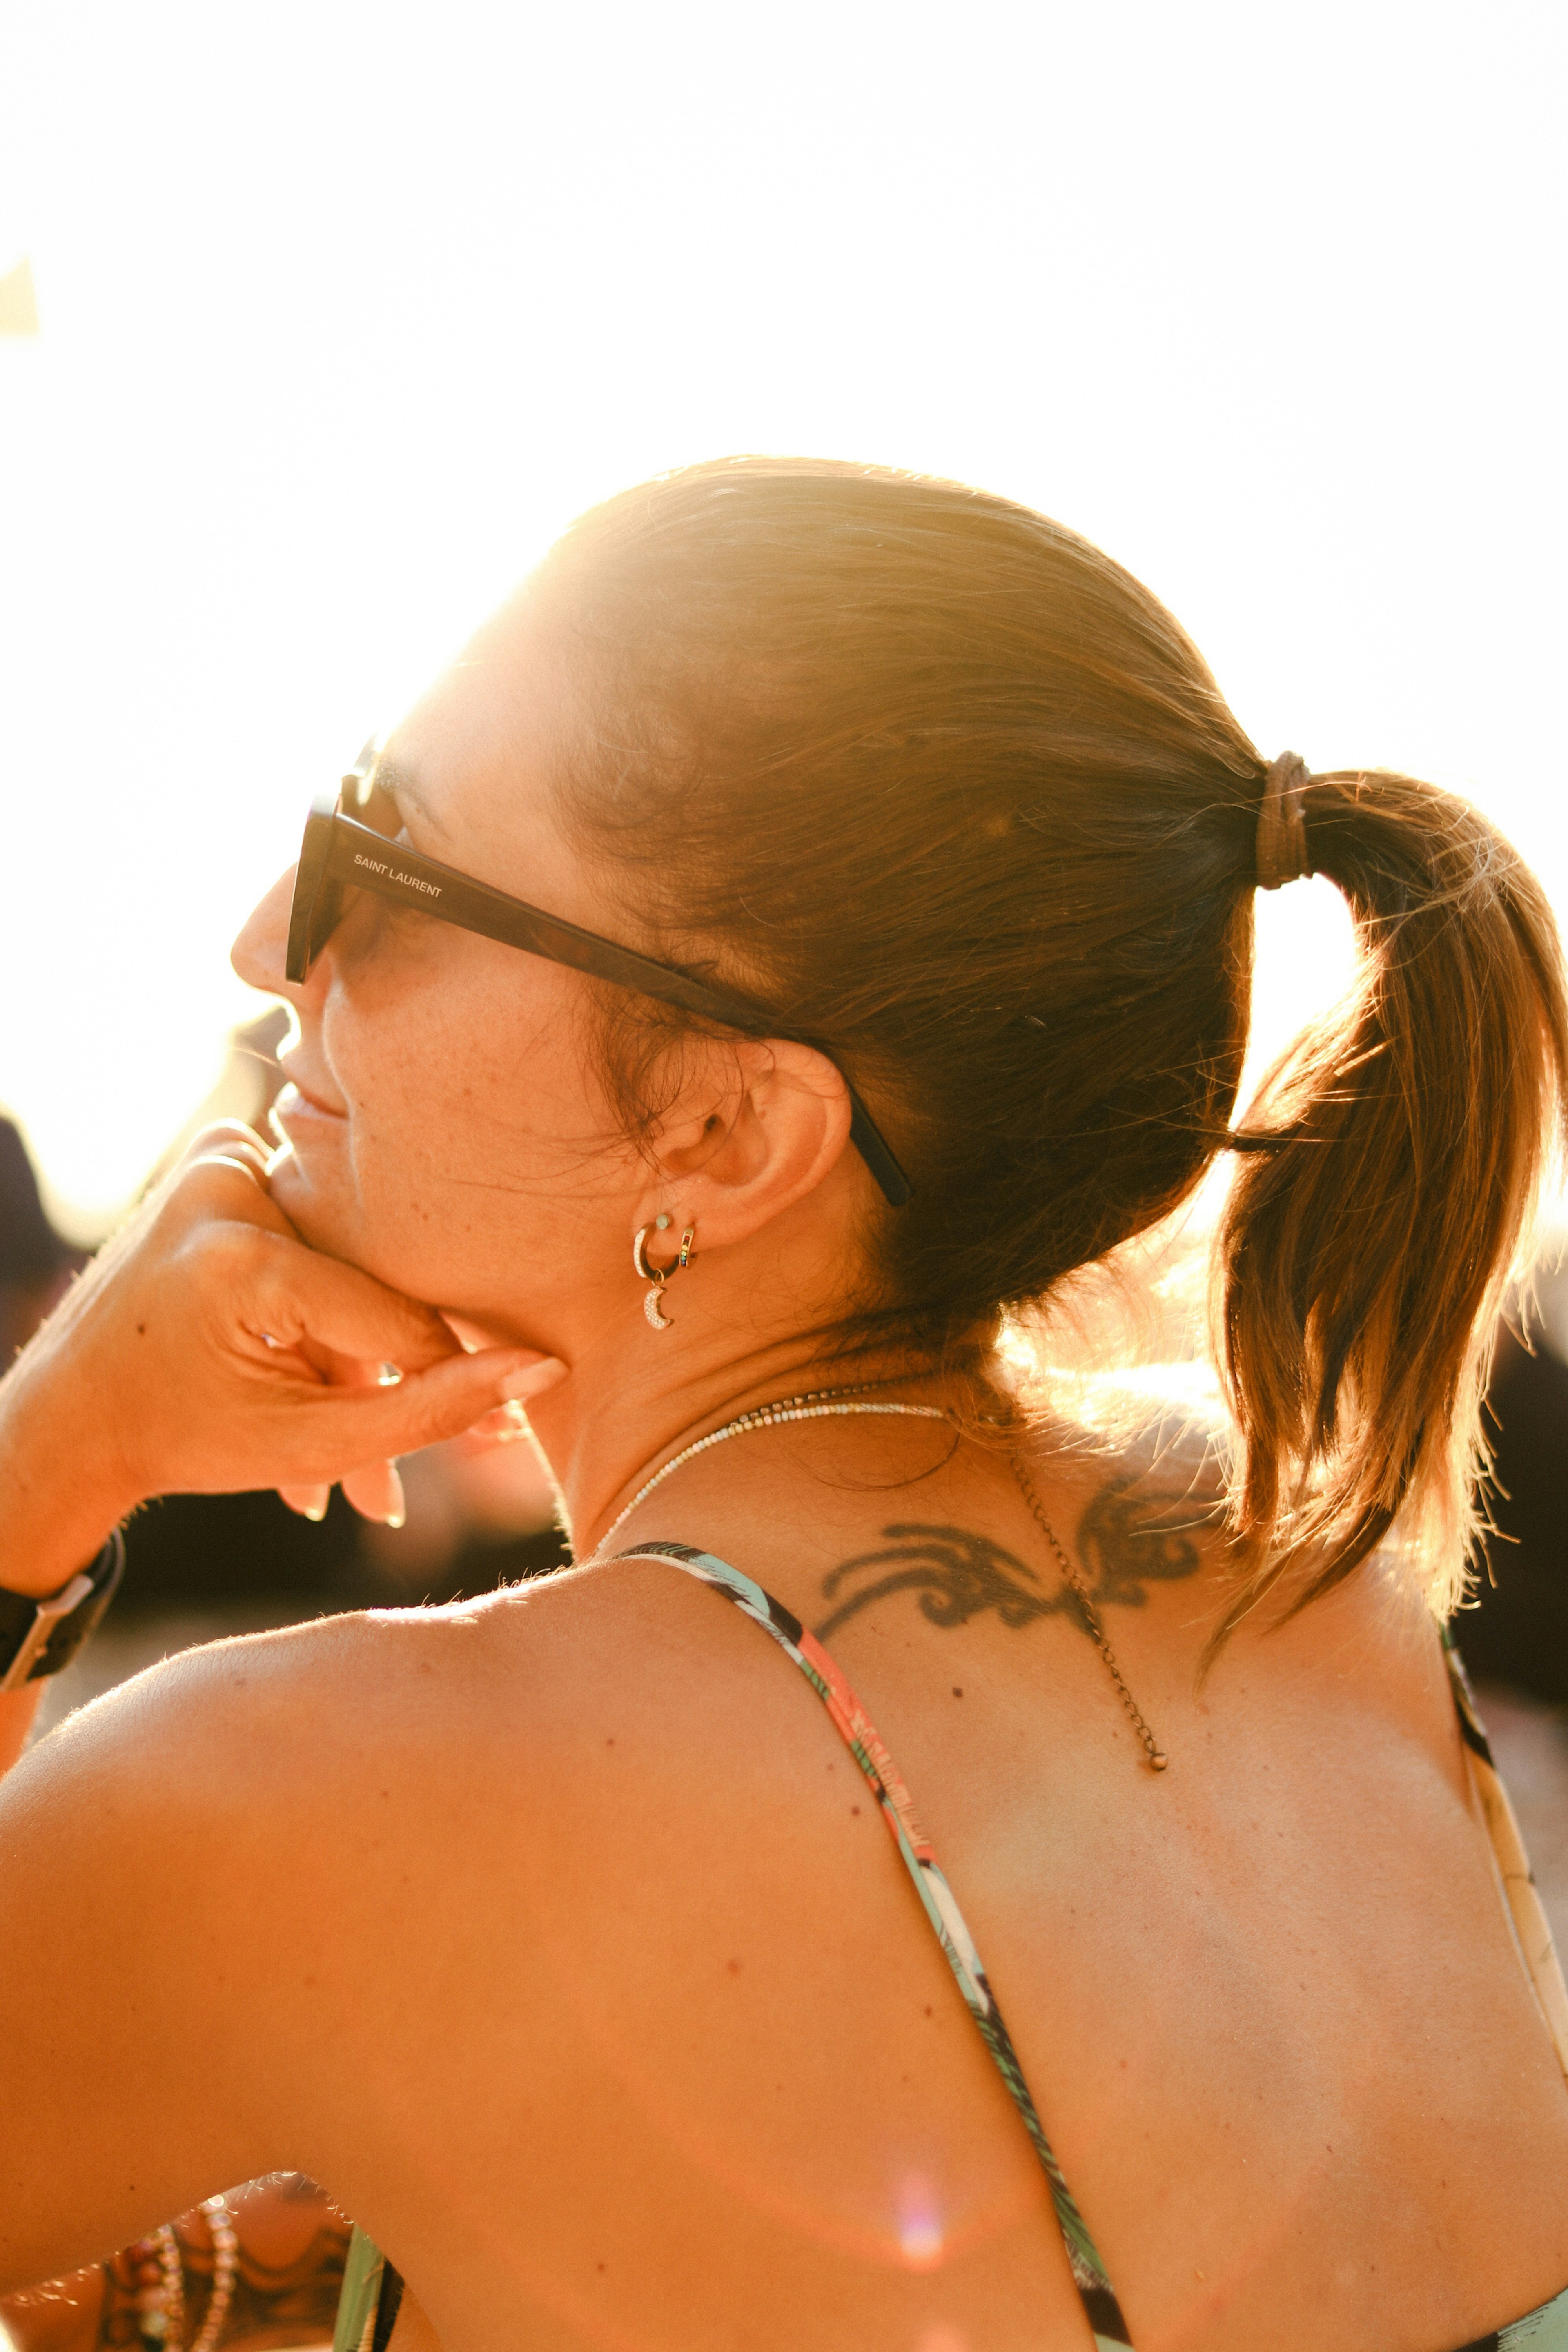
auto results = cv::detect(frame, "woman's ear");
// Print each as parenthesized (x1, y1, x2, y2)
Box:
(640, 1037, 854, 1247)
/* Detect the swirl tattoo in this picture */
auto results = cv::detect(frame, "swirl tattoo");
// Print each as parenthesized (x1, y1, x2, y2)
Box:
(816, 1524, 1074, 1641)
(1075, 1474, 1203, 1607)
(815, 1477, 1204, 1642)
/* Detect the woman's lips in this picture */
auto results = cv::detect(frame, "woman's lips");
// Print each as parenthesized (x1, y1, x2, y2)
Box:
(272, 1078, 348, 1127)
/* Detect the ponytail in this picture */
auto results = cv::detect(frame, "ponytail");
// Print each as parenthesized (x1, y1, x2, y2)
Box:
(1218, 769, 1568, 1633)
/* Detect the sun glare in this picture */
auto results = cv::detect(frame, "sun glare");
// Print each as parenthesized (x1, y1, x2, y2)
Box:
(1, 2, 1562, 1234)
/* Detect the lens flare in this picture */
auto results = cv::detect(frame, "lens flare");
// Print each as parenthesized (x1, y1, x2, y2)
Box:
(896, 2174, 944, 2269)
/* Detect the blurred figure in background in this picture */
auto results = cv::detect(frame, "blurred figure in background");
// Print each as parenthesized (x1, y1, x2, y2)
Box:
(1476, 1318, 1568, 1708)
(0, 1117, 78, 1367)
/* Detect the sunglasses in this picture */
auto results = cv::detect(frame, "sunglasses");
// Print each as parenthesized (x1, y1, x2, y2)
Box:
(285, 751, 913, 1207)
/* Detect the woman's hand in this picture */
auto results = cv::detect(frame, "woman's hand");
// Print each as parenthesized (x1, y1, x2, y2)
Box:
(0, 1122, 564, 1597)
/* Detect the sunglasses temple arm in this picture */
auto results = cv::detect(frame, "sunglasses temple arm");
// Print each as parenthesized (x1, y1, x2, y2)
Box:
(308, 814, 913, 1205)
(845, 1089, 913, 1208)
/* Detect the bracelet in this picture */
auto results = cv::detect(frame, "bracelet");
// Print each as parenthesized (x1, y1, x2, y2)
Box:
(0, 1530, 125, 1693)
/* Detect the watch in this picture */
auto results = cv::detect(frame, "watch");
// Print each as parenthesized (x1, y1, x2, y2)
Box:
(0, 1530, 126, 1694)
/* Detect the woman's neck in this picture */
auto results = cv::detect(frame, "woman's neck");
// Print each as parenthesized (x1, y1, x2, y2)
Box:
(524, 1336, 991, 1564)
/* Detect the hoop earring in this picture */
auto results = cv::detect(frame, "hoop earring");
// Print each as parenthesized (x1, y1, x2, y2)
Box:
(633, 1217, 696, 1330)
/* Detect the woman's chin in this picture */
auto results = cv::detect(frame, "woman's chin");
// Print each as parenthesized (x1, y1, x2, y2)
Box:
(264, 1147, 456, 1306)
(265, 1143, 362, 1259)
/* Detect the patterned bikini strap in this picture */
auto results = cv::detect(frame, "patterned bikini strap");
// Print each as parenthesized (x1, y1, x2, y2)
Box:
(615, 1539, 1136, 2351)
(1443, 1630, 1568, 2085)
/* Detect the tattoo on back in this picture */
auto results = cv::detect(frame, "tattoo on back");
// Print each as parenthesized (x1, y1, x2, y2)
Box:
(817, 1524, 1067, 1642)
(814, 1474, 1204, 1642)
(1076, 1475, 1204, 1606)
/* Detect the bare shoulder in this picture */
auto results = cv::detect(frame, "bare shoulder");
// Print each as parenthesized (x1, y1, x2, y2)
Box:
(0, 1569, 750, 2287)
(0, 1606, 422, 1958)
(0, 1565, 760, 2209)
(7, 1561, 744, 1841)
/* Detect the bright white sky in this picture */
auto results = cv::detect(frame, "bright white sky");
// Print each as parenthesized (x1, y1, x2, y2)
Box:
(1, 0, 1564, 1237)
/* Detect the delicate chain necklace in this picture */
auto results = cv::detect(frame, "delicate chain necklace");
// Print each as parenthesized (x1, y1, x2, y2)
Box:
(590, 1381, 940, 1560)
(590, 1385, 1170, 1773)
(1009, 1452, 1168, 1771)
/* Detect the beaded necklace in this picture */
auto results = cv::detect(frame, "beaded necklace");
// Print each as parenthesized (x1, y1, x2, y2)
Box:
(589, 1382, 1169, 1771)
(134, 2194, 238, 2350)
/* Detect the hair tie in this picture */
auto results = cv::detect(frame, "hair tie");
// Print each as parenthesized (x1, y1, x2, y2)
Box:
(1256, 751, 1313, 891)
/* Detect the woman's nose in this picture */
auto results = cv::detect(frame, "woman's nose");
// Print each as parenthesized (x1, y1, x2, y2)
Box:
(232, 865, 300, 996)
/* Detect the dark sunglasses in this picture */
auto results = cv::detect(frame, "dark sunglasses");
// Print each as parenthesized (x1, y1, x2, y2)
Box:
(285, 753, 913, 1208)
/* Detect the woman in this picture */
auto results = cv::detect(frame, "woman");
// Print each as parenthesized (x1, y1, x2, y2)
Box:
(1, 458, 1565, 2352)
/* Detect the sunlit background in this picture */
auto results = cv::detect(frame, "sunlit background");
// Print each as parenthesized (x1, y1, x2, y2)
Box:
(2, 0, 1564, 1238)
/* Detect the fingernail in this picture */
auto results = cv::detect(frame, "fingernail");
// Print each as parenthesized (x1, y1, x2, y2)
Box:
(304, 1500, 328, 1523)
(383, 1465, 407, 1529)
(499, 1357, 568, 1401)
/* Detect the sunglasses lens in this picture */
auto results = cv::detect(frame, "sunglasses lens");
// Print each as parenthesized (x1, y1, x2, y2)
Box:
(285, 798, 346, 983)
(310, 875, 347, 965)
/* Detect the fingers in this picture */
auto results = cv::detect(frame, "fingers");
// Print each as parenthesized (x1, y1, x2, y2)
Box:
(226, 1231, 466, 1375)
(341, 1459, 406, 1526)
(7, 1110, 568, 1527)
(178, 1118, 273, 1160)
(279, 1469, 409, 1526)
(160, 1154, 298, 1246)
(277, 1372, 556, 1530)
(278, 1483, 332, 1522)
(287, 1350, 567, 1474)
(174, 1122, 276, 1186)
(465, 1399, 535, 1446)
(187, 1148, 270, 1194)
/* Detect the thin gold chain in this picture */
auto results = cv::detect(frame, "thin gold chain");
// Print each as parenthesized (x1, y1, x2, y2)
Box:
(588, 1380, 926, 1561)
(1009, 1450, 1169, 1771)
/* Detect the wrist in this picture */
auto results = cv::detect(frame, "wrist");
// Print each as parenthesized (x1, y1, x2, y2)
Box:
(0, 1501, 126, 1600)
(0, 1371, 135, 1598)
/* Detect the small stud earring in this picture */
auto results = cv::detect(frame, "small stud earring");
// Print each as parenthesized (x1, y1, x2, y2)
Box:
(633, 1219, 695, 1330)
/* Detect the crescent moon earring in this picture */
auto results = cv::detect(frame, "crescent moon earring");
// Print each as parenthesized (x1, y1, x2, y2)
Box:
(633, 1216, 696, 1330)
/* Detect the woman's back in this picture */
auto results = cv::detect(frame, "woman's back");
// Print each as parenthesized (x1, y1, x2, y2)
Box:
(37, 1410, 1562, 2352)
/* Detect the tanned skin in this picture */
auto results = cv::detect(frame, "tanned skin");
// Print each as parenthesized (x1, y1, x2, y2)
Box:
(1, 606, 1565, 2352)
(815, 1477, 1206, 1642)
(1, 1484, 1209, 2352)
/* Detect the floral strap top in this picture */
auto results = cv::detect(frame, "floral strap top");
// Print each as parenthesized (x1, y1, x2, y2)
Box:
(333, 1550, 1568, 2352)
